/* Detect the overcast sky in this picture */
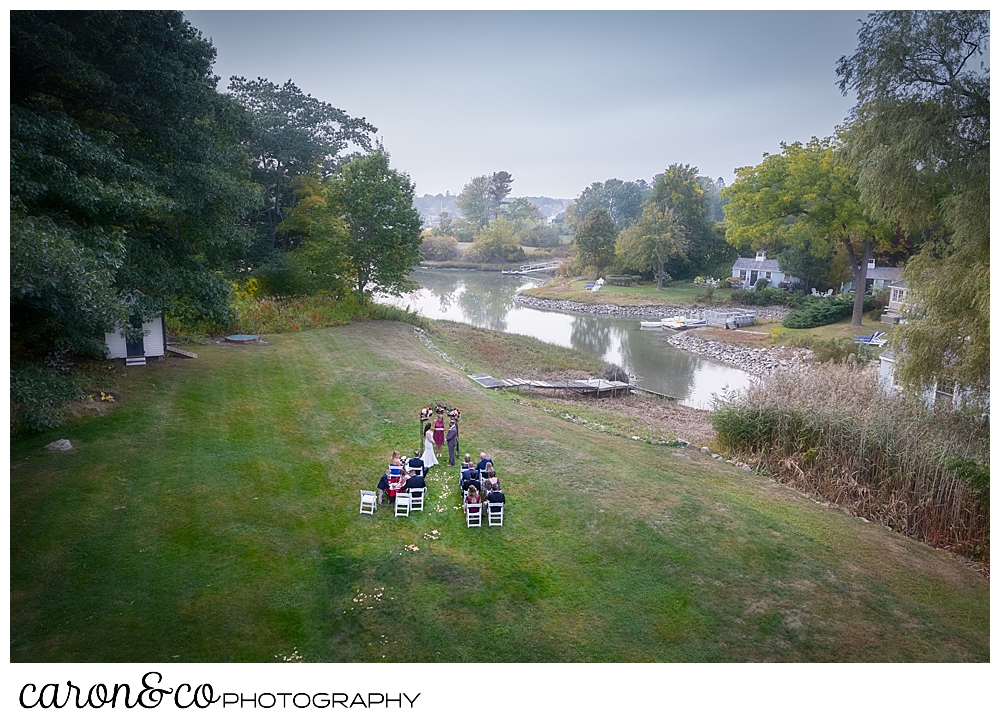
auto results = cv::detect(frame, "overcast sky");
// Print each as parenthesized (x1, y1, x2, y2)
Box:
(184, 10, 870, 199)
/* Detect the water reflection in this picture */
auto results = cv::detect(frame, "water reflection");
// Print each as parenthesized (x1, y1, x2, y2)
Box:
(382, 268, 751, 409)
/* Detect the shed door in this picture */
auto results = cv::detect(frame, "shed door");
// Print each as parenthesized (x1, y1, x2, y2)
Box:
(749, 270, 758, 286)
(126, 316, 145, 357)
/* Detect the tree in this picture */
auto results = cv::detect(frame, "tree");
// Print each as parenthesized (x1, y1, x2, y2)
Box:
(228, 76, 376, 254)
(722, 138, 894, 326)
(456, 171, 514, 230)
(574, 208, 618, 269)
(11, 10, 261, 361)
(572, 179, 649, 230)
(837, 11, 988, 394)
(500, 197, 541, 238)
(465, 218, 525, 263)
(326, 152, 423, 302)
(647, 164, 729, 276)
(616, 205, 687, 290)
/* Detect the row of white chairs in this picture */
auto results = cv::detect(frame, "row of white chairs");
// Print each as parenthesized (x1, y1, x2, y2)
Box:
(359, 487, 426, 516)
(465, 501, 504, 527)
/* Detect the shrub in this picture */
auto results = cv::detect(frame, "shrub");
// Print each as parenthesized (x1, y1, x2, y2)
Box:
(466, 219, 526, 263)
(421, 234, 459, 261)
(730, 286, 789, 307)
(527, 225, 561, 248)
(711, 365, 989, 559)
(230, 294, 419, 335)
(782, 295, 854, 327)
(11, 362, 85, 433)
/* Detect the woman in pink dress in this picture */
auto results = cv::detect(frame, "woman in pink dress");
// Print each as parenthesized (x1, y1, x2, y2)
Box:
(433, 414, 445, 454)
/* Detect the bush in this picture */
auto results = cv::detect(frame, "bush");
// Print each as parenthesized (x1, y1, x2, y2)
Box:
(711, 365, 989, 559)
(231, 294, 419, 335)
(782, 295, 855, 328)
(11, 362, 85, 433)
(421, 234, 459, 261)
(526, 225, 561, 248)
(730, 286, 789, 307)
(466, 219, 526, 263)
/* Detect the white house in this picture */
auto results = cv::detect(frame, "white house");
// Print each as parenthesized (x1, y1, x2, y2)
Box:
(881, 279, 909, 324)
(731, 250, 798, 289)
(841, 259, 903, 294)
(878, 348, 988, 413)
(105, 316, 166, 366)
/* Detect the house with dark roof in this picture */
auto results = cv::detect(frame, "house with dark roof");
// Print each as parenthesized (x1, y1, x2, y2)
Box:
(731, 250, 797, 289)
(841, 259, 903, 294)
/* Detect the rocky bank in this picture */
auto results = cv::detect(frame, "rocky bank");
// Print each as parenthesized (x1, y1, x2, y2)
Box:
(512, 293, 791, 321)
(666, 331, 813, 378)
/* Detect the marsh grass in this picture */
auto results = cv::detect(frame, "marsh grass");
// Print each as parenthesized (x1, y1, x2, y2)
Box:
(711, 364, 989, 560)
(230, 295, 420, 334)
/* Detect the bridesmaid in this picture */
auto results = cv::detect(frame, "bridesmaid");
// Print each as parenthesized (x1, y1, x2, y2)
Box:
(433, 413, 445, 455)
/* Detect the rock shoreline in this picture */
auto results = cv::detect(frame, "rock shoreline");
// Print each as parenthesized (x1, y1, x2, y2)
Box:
(512, 293, 791, 321)
(666, 331, 813, 378)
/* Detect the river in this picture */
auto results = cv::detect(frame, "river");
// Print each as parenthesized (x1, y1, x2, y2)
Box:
(381, 268, 751, 409)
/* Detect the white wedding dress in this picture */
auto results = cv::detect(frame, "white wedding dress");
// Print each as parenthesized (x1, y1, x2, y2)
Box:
(421, 429, 438, 469)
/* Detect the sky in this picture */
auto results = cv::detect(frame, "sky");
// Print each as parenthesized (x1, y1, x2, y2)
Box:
(184, 10, 870, 199)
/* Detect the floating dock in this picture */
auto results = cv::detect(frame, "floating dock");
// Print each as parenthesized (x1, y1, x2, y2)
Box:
(468, 373, 631, 397)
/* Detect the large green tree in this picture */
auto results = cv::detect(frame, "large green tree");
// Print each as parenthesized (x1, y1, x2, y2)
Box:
(228, 76, 376, 255)
(648, 165, 730, 276)
(571, 179, 649, 231)
(838, 10, 989, 394)
(456, 171, 515, 230)
(11, 10, 260, 361)
(723, 138, 894, 326)
(574, 208, 618, 269)
(326, 152, 423, 302)
(616, 205, 688, 290)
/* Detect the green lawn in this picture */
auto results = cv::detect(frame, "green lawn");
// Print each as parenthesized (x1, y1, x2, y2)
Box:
(522, 277, 735, 306)
(10, 322, 988, 662)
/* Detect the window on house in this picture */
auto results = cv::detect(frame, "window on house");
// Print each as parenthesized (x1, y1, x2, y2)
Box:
(765, 271, 772, 280)
(739, 270, 746, 279)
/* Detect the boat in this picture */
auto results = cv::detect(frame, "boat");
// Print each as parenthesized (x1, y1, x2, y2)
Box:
(639, 321, 663, 330)
(662, 316, 707, 330)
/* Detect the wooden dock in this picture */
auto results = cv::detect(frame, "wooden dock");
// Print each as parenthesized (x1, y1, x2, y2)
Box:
(468, 373, 631, 397)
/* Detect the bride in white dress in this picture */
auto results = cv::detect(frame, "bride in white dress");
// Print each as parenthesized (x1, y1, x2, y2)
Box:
(420, 423, 438, 469)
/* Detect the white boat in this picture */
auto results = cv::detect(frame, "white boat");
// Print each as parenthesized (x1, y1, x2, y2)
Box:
(662, 316, 707, 330)
(639, 321, 663, 330)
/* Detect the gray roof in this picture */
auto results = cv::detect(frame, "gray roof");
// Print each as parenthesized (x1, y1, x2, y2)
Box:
(868, 266, 902, 281)
(733, 258, 782, 272)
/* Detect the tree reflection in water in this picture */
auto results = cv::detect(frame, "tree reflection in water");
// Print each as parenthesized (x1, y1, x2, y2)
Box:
(569, 315, 612, 358)
(453, 273, 521, 331)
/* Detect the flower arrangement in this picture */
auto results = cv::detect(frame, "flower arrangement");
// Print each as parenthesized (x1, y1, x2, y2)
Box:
(420, 404, 460, 421)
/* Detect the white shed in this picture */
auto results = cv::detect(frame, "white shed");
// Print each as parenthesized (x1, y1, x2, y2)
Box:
(731, 250, 798, 289)
(105, 316, 166, 366)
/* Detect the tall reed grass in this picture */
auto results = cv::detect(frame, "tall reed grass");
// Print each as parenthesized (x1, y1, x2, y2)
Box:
(711, 363, 989, 560)
(230, 294, 420, 334)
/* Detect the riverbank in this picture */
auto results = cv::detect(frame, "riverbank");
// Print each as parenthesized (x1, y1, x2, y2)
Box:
(513, 292, 791, 322)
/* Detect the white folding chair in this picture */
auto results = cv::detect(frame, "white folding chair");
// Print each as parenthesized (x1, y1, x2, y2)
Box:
(465, 502, 482, 527)
(394, 492, 412, 517)
(487, 501, 504, 527)
(409, 487, 425, 512)
(360, 489, 378, 515)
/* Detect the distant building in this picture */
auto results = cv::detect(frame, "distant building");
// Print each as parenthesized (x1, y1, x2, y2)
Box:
(731, 250, 798, 289)
(881, 279, 909, 325)
(841, 259, 903, 294)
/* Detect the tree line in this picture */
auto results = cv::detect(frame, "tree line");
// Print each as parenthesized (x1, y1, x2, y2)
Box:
(11, 10, 423, 428)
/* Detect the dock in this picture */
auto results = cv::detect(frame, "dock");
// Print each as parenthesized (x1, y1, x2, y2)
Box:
(468, 373, 632, 397)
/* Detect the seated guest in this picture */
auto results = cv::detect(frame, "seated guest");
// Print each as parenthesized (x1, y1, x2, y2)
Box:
(461, 467, 480, 492)
(483, 462, 500, 490)
(404, 473, 425, 492)
(476, 452, 493, 473)
(485, 485, 505, 510)
(407, 452, 425, 476)
(460, 453, 474, 471)
(464, 485, 481, 514)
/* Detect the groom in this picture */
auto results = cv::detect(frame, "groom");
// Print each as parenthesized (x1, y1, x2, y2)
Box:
(446, 418, 459, 466)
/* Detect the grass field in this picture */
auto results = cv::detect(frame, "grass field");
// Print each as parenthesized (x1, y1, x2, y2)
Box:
(521, 277, 735, 306)
(10, 322, 988, 662)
